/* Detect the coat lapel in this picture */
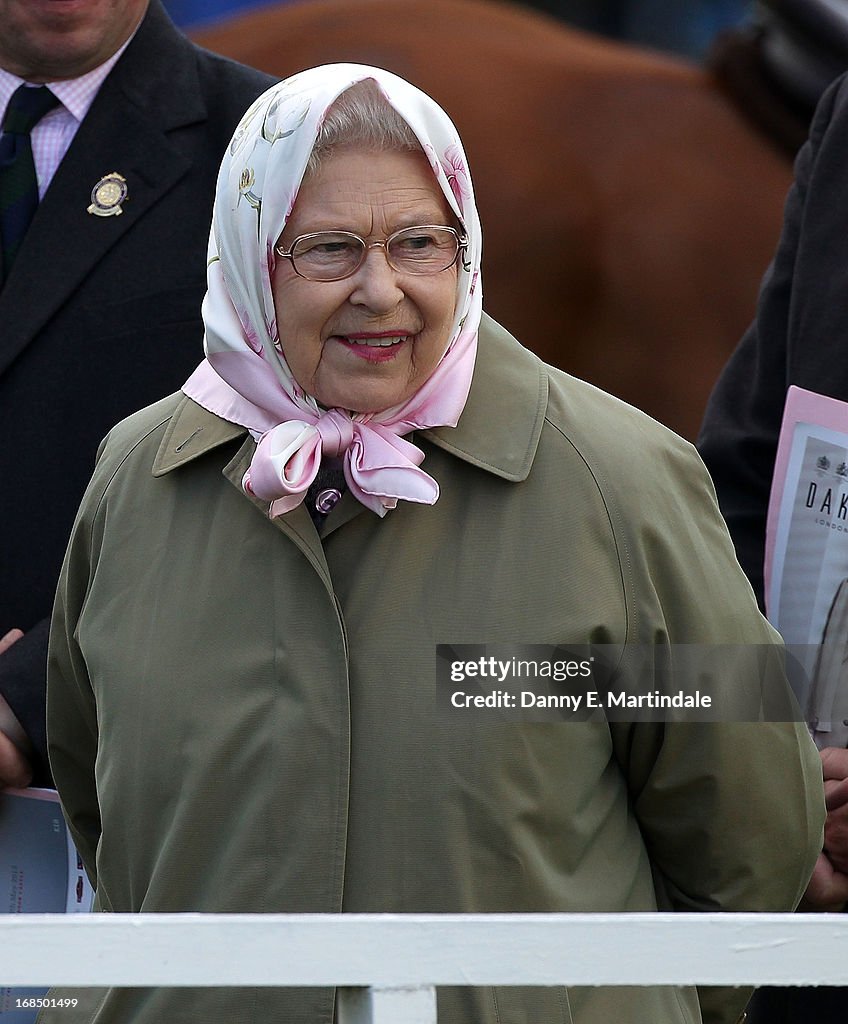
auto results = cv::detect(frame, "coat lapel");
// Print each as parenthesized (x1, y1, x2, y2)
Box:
(0, 1, 206, 378)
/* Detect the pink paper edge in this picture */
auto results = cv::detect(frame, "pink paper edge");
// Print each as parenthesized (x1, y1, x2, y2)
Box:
(3, 786, 59, 801)
(765, 386, 848, 613)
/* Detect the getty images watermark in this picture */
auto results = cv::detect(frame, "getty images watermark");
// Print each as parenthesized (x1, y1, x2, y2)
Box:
(436, 645, 808, 722)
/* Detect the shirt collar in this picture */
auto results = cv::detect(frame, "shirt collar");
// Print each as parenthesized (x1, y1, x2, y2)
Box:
(154, 314, 547, 483)
(0, 23, 138, 125)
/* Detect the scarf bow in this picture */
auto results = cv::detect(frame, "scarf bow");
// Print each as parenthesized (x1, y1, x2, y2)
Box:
(244, 408, 439, 517)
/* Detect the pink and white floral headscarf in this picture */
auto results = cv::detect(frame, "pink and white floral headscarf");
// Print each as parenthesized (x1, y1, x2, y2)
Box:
(182, 63, 482, 518)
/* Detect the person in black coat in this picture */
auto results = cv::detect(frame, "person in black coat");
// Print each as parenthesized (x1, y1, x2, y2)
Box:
(0, 0, 275, 787)
(698, 69, 848, 1024)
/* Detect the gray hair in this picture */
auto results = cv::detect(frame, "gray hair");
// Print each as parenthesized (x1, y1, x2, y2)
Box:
(305, 79, 422, 177)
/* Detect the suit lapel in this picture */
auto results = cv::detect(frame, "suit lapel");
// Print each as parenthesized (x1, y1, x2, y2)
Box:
(0, 0, 206, 378)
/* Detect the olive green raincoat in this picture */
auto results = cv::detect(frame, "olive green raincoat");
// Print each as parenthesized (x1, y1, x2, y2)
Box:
(44, 317, 823, 1024)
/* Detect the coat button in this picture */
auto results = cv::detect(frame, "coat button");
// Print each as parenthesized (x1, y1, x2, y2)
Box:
(315, 487, 342, 513)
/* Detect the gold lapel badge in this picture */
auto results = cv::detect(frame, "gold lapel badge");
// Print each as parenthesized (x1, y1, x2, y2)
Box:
(87, 172, 128, 217)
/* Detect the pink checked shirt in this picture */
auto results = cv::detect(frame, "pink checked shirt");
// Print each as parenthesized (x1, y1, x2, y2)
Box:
(0, 34, 133, 200)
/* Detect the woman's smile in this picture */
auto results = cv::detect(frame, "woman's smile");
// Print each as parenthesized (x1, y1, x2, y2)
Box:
(331, 330, 413, 361)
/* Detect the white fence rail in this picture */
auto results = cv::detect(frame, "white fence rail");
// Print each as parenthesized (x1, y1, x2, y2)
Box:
(4, 913, 848, 1022)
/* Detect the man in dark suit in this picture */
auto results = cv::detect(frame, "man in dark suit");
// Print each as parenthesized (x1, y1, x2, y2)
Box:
(0, 0, 275, 788)
(698, 69, 848, 1024)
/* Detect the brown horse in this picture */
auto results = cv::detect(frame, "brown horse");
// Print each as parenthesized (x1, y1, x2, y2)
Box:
(192, 0, 794, 439)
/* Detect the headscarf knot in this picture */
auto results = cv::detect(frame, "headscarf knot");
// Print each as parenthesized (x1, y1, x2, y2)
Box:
(315, 409, 355, 457)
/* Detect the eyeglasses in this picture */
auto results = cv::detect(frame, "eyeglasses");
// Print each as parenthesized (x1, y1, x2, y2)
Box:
(275, 225, 468, 282)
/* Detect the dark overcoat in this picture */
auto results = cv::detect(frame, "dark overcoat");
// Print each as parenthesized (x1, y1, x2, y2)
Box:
(698, 69, 848, 1024)
(699, 71, 848, 606)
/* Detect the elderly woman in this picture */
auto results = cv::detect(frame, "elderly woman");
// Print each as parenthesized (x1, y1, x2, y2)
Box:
(45, 65, 821, 1024)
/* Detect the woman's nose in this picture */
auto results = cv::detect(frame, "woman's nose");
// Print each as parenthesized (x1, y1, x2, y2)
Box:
(348, 245, 404, 312)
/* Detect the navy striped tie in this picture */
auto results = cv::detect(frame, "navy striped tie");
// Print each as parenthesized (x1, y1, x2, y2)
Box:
(0, 85, 59, 284)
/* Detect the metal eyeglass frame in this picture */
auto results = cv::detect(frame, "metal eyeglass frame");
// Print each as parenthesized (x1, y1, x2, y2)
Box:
(274, 225, 469, 281)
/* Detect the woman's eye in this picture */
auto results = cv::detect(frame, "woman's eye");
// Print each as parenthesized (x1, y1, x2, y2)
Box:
(312, 241, 356, 256)
(396, 234, 435, 253)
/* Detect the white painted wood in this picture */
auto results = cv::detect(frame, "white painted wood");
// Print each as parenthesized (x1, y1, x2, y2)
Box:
(2, 913, 848, 987)
(337, 986, 437, 1024)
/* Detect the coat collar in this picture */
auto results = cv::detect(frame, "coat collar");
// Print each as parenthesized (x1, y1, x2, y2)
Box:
(153, 313, 548, 482)
(421, 312, 547, 481)
(0, 1, 207, 377)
